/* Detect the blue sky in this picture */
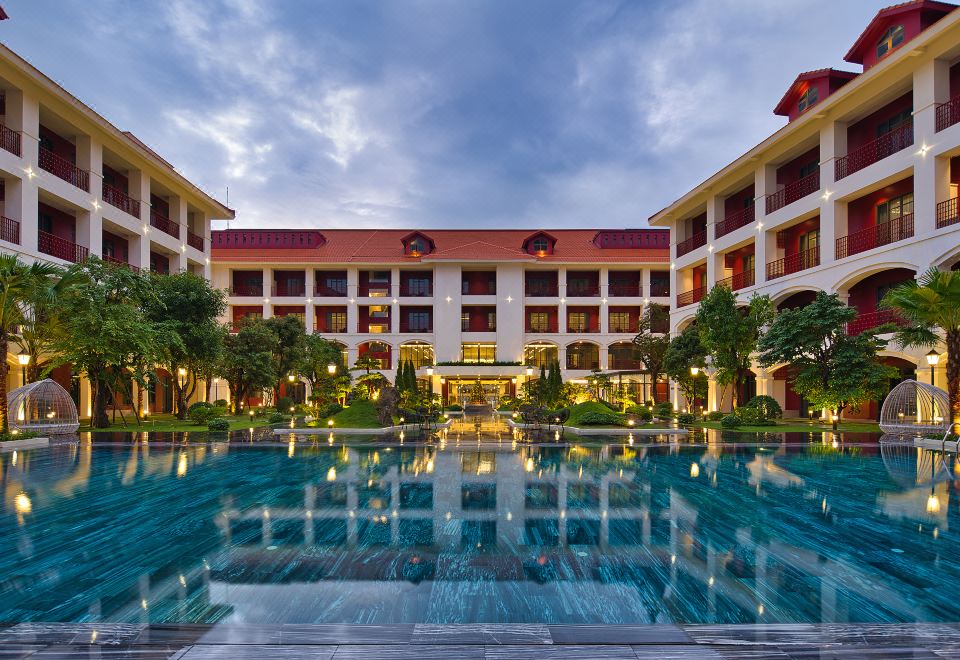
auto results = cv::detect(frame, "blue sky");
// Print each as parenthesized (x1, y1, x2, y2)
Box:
(5, 0, 894, 229)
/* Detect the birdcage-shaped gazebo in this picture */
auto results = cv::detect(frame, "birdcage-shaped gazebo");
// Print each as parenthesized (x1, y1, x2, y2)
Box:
(879, 379, 949, 437)
(7, 378, 80, 435)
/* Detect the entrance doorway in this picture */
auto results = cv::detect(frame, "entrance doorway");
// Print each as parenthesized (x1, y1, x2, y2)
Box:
(444, 378, 516, 407)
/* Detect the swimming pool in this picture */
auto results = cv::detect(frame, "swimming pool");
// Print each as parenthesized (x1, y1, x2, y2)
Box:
(1, 434, 957, 625)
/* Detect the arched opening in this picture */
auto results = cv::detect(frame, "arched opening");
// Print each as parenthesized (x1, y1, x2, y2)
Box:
(607, 341, 641, 370)
(358, 341, 392, 370)
(399, 341, 434, 369)
(846, 355, 916, 421)
(771, 365, 805, 418)
(524, 342, 558, 368)
(566, 342, 599, 370)
(776, 289, 818, 311)
(846, 268, 916, 335)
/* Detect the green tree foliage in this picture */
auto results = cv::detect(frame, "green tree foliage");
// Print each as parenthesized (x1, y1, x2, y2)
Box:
(695, 286, 774, 407)
(264, 315, 307, 401)
(758, 292, 895, 428)
(353, 354, 387, 397)
(586, 368, 612, 401)
(299, 335, 350, 408)
(664, 325, 708, 406)
(218, 319, 277, 414)
(883, 268, 960, 435)
(632, 304, 670, 402)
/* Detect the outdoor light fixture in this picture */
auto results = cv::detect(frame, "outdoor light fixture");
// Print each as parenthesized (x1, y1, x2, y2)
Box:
(288, 374, 295, 383)
(526, 366, 534, 377)
(927, 350, 940, 387)
(17, 353, 29, 384)
(927, 491, 941, 514)
(248, 410, 255, 417)
(427, 366, 434, 377)
(328, 420, 334, 427)
(327, 363, 337, 375)
(628, 419, 635, 427)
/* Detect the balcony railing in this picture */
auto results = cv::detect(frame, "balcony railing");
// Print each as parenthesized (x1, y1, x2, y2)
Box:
(608, 283, 641, 297)
(230, 283, 264, 296)
(836, 214, 913, 260)
(463, 283, 497, 295)
(525, 284, 558, 297)
(676, 230, 706, 258)
(39, 147, 89, 191)
(649, 283, 670, 297)
(766, 246, 820, 280)
(361, 285, 390, 297)
(765, 171, 819, 214)
(187, 230, 204, 251)
(936, 95, 960, 132)
(567, 323, 599, 333)
(936, 197, 959, 229)
(400, 322, 433, 333)
(103, 254, 140, 273)
(714, 205, 755, 238)
(101, 183, 141, 218)
(526, 324, 557, 334)
(150, 210, 180, 239)
(0, 216, 20, 245)
(400, 285, 433, 297)
(316, 284, 348, 296)
(38, 230, 88, 263)
(676, 286, 706, 308)
(272, 283, 306, 297)
(567, 285, 599, 297)
(609, 321, 638, 334)
(0, 123, 20, 156)
(835, 122, 913, 180)
(716, 269, 755, 291)
(846, 308, 907, 336)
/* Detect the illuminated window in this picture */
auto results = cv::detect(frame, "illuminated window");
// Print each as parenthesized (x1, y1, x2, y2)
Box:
(609, 312, 630, 333)
(531, 237, 549, 253)
(408, 237, 429, 255)
(528, 312, 549, 332)
(326, 311, 347, 333)
(877, 193, 913, 224)
(461, 343, 496, 364)
(876, 24, 904, 60)
(399, 342, 434, 368)
(567, 312, 587, 333)
(524, 343, 557, 368)
(797, 86, 818, 113)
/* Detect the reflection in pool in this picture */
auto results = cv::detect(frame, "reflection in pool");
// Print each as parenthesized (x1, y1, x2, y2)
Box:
(1, 433, 958, 625)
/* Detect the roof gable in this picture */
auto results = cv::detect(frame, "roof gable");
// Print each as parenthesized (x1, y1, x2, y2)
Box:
(773, 69, 859, 118)
(844, 0, 956, 66)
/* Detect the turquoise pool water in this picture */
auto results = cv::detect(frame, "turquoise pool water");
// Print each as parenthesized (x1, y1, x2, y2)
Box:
(1, 433, 958, 625)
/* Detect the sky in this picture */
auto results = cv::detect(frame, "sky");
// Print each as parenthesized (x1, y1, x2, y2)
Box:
(4, 0, 896, 230)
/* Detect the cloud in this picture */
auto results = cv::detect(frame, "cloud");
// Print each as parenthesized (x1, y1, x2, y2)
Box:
(167, 107, 273, 182)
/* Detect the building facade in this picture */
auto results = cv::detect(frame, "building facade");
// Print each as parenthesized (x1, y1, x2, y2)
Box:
(650, 0, 960, 418)
(210, 228, 670, 406)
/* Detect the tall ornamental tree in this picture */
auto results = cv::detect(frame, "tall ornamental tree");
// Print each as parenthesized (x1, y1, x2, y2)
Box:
(299, 335, 350, 407)
(882, 268, 960, 435)
(265, 314, 307, 402)
(219, 320, 277, 414)
(0, 255, 64, 432)
(142, 272, 227, 419)
(664, 325, 708, 407)
(632, 304, 670, 403)
(758, 291, 895, 429)
(17, 265, 78, 382)
(696, 286, 774, 408)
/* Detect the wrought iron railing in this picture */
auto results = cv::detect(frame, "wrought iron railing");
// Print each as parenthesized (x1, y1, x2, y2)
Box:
(0, 216, 19, 245)
(936, 95, 960, 132)
(676, 230, 706, 257)
(835, 122, 913, 180)
(150, 210, 180, 238)
(936, 197, 958, 229)
(765, 171, 819, 214)
(39, 147, 89, 191)
(38, 230, 88, 263)
(0, 123, 20, 156)
(676, 286, 706, 307)
(766, 246, 820, 280)
(714, 205, 755, 238)
(836, 214, 913, 260)
(102, 182, 141, 217)
(716, 269, 755, 291)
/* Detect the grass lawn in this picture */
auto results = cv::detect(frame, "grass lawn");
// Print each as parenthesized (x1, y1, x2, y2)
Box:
(689, 418, 881, 434)
(79, 413, 275, 433)
(312, 400, 385, 429)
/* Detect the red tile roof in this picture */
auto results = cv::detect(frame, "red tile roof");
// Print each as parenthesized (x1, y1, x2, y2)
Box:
(773, 69, 859, 117)
(844, 0, 956, 64)
(212, 228, 670, 264)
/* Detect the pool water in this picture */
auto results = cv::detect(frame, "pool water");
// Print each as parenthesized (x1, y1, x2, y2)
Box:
(1, 434, 958, 625)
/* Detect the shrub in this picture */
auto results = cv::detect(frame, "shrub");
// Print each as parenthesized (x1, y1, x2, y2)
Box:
(654, 402, 674, 419)
(214, 399, 228, 408)
(318, 402, 343, 419)
(579, 411, 624, 426)
(275, 396, 294, 413)
(188, 401, 214, 415)
(268, 411, 286, 424)
(207, 418, 230, 433)
(551, 408, 570, 424)
(677, 413, 695, 425)
(734, 406, 762, 425)
(190, 406, 220, 426)
(637, 408, 653, 422)
(446, 403, 463, 411)
(707, 410, 726, 422)
(721, 414, 741, 429)
(745, 395, 783, 420)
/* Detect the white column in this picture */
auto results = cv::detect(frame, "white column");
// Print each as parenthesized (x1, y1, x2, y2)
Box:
(128, 170, 151, 270)
(75, 135, 102, 256)
(169, 196, 188, 272)
(305, 300, 315, 334)
(8, 90, 39, 254)
(705, 195, 724, 287)
(753, 164, 777, 283)
(818, 121, 846, 263)
(913, 58, 952, 237)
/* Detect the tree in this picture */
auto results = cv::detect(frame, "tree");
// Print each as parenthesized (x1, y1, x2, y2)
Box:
(696, 287, 774, 408)
(632, 304, 670, 403)
(546, 360, 562, 407)
(142, 272, 227, 419)
(586, 368, 612, 401)
(664, 325, 708, 407)
(758, 292, 896, 429)
(883, 268, 960, 435)
(299, 335, 350, 407)
(353, 354, 387, 397)
(52, 259, 173, 428)
(264, 315, 307, 401)
(17, 265, 78, 383)
(218, 320, 277, 414)
(0, 255, 65, 432)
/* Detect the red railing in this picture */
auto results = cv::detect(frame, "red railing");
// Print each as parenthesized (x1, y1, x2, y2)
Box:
(0, 123, 20, 156)
(650, 283, 670, 297)
(103, 254, 140, 273)
(567, 285, 600, 297)
(765, 171, 819, 214)
(39, 147, 89, 191)
(676, 286, 706, 307)
(316, 284, 348, 296)
(846, 308, 908, 336)
(187, 230, 204, 251)
(936, 197, 958, 229)
(715, 205, 755, 238)
(38, 230, 88, 263)
(150, 210, 180, 239)
(101, 183, 141, 217)
(717, 269, 755, 291)
(936, 95, 960, 132)
(608, 319, 639, 333)
(230, 283, 264, 296)
(272, 283, 306, 297)
(835, 122, 913, 180)
(836, 214, 913, 260)
(676, 230, 706, 257)
(525, 284, 558, 297)
(0, 216, 20, 244)
(608, 283, 641, 297)
(766, 246, 819, 280)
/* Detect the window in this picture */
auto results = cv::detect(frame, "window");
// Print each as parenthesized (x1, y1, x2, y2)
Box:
(39, 213, 53, 234)
(487, 311, 497, 331)
(399, 343, 434, 369)
(797, 86, 818, 113)
(609, 311, 630, 333)
(461, 343, 496, 364)
(743, 254, 756, 276)
(531, 237, 549, 253)
(367, 305, 389, 333)
(528, 312, 549, 332)
(524, 343, 557, 368)
(407, 311, 430, 332)
(799, 230, 819, 269)
(877, 193, 913, 224)
(405, 276, 431, 296)
(568, 312, 587, 333)
(326, 311, 347, 333)
(363, 342, 390, 369)
(321, 276, 347, 296)
(799, 160, 819, 179)
(408, 237, 429, 255)
(876, 109, 912, 137)
(461, 312, 470, 332)
(876, 24, 905, 60)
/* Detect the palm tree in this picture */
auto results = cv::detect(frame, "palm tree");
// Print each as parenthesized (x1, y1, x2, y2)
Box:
(0, 254, 64, 433)
(882, 268, 960, 435)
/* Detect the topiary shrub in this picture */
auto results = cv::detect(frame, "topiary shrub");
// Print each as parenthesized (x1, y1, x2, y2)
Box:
(446, 403, 463, 411)
(207, 417, 230, 433)
(654, 402, 674, 419)
(721, 414, 741, 429)
(707, 410, 725, 422)
(638, 408, 653, 422)
(745, 395, 783, 420)
(676, 412, 695, 425)
(734, 406, 761, 425)
(579, 411, 624, 426)
(318, 402, 343, 419)
(214, 399, 228, 408)
(190, 407, 220, 426)
(275, 396, 294, 413)
(188, 401, 214, 415)
(268, 411, 286, 424)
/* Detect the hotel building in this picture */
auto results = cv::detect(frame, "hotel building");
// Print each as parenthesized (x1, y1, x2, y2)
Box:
(650, 0, 960, 418)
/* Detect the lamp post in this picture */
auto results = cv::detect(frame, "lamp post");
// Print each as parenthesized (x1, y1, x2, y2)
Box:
(690, 366, 700, 417)
(327, 363, 337, 375)
(526, 365, 534, 378)
(17, 353, 30, 385)
(926, 350, 940, 387)
(426, 365, 434, 395)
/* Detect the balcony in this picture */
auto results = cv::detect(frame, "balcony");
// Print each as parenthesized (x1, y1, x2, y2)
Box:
(676, 286, 705, 308)
(316, 283, 347, 296)
(272, 283, 306, 297)
(567, 285, 599, 297)
(103, 254, 140, 273)
(608, 283, 641, 297)
(38, 231, 88, 263)
(39, 147, 89, 191)
(836, 214, 913, 260)
(400, 283, 433, 297)
(525, 284, 558, 297)
(835, 122, 913, 180)
(765, 171, 819, 214)
(936, 197, 958, 229)
(936, 95, 960, 132)
(717, 269, 755, 291)
(0, 123, 20, 156)
(676, 230, 706, 258)
(230, 283, 264, 297)
(766, 246, 819, 280)
(102, 183, 141, 218)
(361, 284, 390, 297)
(715, 205, 755, 238)
(400, 320, 433, 333)
(0, 216, 19, 244)
(846, 308, 907, 336)
(649, 282, 670, 297)
(187, 230, 204, 251)
(150, 210, 180, 239)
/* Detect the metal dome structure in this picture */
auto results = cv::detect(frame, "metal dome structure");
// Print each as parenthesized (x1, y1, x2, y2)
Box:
(7, 378, 80, 436)
(879, 379, 949, 437)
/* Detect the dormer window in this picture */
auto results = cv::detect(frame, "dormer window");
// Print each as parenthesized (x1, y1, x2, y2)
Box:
(876, 24, 904, 60)
(523, 231, 556, 256)
(402, 232, 433, 256)
(797, 86, 818, 113)
(531, 237, 549, 253)
(409, 238, 428, 254)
